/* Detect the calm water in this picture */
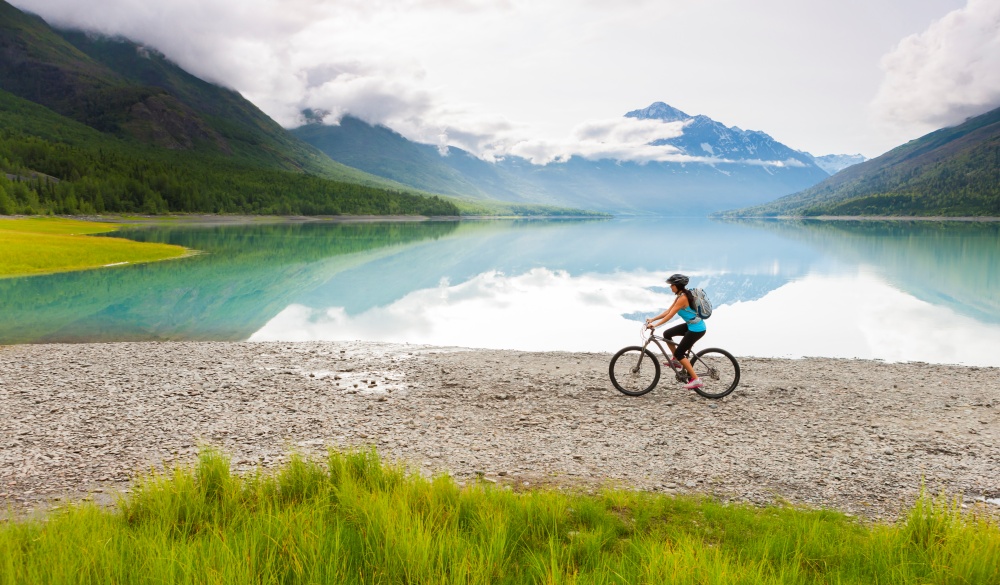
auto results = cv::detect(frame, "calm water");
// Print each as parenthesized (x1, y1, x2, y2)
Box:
(3, 218, 999, 366)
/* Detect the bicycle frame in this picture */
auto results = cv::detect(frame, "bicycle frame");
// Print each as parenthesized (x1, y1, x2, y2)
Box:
(639, 329, 698, 379)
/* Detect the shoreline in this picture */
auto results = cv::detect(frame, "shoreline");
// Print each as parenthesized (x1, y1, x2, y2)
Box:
(2, 340, 998, 520)
(717, 214, 1000, 222)
(14, 213, 1000, 226)
(74, 213, 609, 226)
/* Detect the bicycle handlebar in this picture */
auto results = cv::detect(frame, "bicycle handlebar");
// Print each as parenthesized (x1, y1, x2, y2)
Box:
(641, 320, 656, 342)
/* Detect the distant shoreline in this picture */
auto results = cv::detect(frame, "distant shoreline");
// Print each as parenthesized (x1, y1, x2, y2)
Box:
(61, 213, 610, 226)
(717, 215, 1000, 222)
(11, 213, 999, 225)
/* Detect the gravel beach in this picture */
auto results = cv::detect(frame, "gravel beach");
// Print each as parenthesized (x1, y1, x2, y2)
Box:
(2, 341, 999, 520)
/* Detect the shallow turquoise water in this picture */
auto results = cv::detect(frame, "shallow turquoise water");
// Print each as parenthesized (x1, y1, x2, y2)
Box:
(3, 218, 998, 365)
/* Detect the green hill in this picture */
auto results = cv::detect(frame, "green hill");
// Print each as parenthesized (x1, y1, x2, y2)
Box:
(720, 105, 1000, 218)
(0, 0, 459, 216)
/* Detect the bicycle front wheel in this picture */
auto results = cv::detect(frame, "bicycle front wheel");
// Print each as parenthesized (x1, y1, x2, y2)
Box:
(691, 348, 740, 399)
(609, 346, 661, 396)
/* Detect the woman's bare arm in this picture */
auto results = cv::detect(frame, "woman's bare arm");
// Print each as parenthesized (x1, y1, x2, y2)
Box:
(646, 295, 688, 329)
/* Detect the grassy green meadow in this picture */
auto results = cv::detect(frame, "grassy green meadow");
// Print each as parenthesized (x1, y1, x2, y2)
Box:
(2, 448, 997, 584)
(0, 217, 188, 278)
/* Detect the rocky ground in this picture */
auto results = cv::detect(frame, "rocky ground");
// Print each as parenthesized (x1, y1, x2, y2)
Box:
(2, 341, 999, 521)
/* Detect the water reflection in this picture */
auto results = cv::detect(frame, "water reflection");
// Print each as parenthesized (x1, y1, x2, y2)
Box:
(0, 221, 460, 343)
(250, 217, 1000, 366)
(2, 217, 999, 366)
(726, 219, 1000, 323)
(291, 217, 826, 316)
(252, 266, 1000, 366)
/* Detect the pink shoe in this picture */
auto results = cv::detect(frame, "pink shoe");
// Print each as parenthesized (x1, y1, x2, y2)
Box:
(683, 378, 704, 390)
(663, 358, 682, 369)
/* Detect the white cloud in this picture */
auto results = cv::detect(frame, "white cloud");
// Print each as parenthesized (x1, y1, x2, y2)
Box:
(872, 0, 1000, 133)
(11, 0, 976, 159)
(573, 117, 684, 144)
(494, 118, 807, 166)
(505, 117, 687, 164)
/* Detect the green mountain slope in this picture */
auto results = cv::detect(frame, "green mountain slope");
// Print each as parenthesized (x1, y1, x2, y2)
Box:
(0, 89, 458, 215)
(293, 116, 502, 199)
(54, 31, 391, 184)
(721, 105, 1000, 217)
(0, 0, 459, 216)
(0, 1, 405, 186)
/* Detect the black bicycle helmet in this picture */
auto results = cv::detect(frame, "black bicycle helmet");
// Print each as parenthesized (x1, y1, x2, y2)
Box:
(666, 273, 689, 288)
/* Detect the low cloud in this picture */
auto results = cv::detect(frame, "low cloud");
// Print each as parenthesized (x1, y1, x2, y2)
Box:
(499, 118, 804, 167)
(13, 0, 815, 167)
(872, 0, 1000, 132)
(504, 117, 687, 164)
(297, 72, 437, 129)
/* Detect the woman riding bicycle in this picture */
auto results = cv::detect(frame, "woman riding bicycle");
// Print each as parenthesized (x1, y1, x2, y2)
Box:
(645, 273, 705, 390)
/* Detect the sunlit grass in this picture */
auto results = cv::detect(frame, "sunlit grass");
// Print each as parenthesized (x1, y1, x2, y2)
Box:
(0, 216, 188, 277)
(0, 216, 121, 235)
(1, 448, 996, 584)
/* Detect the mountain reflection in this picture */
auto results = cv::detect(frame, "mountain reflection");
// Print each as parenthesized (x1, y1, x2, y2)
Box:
(253, 267, 1000, 366)
(2, 217, 998, 365)
(0, 221, 460, 343)
(725, 219, 1000, 324)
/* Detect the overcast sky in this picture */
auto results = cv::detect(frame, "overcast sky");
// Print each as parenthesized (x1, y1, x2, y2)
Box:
(13, 0, 1000, 163)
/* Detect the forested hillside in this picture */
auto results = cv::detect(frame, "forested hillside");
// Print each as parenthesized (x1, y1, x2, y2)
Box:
(0, 91, 458, 215)
(722, 105, 1000, 217)
(0, 0, 459, 216)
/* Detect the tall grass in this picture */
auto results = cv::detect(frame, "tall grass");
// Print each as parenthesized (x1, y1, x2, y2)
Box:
(0, 217, 187, 277)
(1, 448, 997, 584)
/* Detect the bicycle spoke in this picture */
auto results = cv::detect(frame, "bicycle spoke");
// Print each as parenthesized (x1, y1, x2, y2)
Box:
(691, 348, 740, 399)
(609, 346, 660, 396)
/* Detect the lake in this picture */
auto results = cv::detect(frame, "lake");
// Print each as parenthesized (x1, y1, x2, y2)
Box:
(3, 217, 999, 366)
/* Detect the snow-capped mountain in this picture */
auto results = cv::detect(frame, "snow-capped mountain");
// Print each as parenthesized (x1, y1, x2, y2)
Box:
(626, 102, 817, 167)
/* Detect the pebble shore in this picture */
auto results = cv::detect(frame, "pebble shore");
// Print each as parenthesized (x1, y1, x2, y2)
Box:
(2, 341, 999, 520)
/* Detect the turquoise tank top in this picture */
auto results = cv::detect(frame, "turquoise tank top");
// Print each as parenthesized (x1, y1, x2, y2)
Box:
(678, 306, 707, 332)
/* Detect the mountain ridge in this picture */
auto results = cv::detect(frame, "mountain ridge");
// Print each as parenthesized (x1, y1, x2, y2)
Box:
(294, 104, 835, 215)
(720, 104, 1000, 217)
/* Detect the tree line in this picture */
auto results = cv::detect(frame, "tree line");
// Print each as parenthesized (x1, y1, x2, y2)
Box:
(799, 143, 1000, 217)
(0, 129, 460, 217)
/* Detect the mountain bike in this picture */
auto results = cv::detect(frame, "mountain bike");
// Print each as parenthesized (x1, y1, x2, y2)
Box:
(609, 324, 740, 399)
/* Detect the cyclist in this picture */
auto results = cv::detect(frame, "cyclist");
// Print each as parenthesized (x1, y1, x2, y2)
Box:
(645, 273, 705, 389)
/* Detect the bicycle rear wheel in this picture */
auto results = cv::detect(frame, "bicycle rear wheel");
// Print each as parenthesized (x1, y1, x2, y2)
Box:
(609, 346, 661, 396)
(690, 348, 740, 399)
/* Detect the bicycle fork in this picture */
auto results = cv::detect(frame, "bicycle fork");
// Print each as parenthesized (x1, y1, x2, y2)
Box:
(632, 338, 654, 374)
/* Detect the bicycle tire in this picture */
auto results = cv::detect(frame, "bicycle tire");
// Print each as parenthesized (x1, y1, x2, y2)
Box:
(609, 346, 661, 396)
(690, 347, 740, 399)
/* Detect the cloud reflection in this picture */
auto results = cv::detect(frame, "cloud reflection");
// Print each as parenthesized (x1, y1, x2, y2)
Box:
(252, 268, 1000, 366)
(252, 268, 663, 351)
(715, 270, 1000, 366)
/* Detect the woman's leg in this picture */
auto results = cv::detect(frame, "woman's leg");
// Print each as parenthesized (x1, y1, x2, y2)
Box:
(674, 330, 706, 381)
(661, 323, 688, 355)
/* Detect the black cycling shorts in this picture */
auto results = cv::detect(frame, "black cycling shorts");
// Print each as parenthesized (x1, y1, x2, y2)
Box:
(662, 323, 706, 360)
